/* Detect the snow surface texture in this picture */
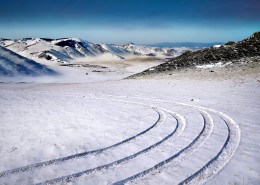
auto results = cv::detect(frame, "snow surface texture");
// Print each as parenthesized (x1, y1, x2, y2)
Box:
(0, 38, 188, 64)
(0, 74, 259, 184)
(0, 46, 56, 76)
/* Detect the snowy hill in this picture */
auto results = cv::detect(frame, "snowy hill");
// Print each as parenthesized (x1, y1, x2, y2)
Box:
(116, 42, 178, 57)
(0, 46, 56, 76)
(0, 38, 180, 64)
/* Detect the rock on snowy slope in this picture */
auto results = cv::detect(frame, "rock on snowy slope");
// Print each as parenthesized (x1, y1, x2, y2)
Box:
(128, 31, 260, 78)
(0, 46, 56, 76)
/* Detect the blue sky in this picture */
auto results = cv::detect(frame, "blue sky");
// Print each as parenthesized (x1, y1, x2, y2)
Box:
(0, 0, 259, 44)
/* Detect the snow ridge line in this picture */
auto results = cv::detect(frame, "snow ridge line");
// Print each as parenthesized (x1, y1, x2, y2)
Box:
(36, 111, 185, 185)
(179, 114, 241, 185)
(0, 99, 166, 178)
(114, 109, 214, 185)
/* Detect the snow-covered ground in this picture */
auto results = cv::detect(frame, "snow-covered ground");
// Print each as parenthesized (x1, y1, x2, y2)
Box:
(0, 61, 259, 185)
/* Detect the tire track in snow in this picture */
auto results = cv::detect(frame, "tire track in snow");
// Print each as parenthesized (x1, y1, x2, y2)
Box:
(0, 93, 240, 185)
(105, 95, 240, 185)
(179, 114, 241, 185)
(36, 111, 186, 185)
(0, 99, 166, 178)
(149, 99, 240, 185)
(114, 109, 214, 185)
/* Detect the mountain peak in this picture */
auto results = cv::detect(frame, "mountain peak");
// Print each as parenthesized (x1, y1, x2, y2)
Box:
(122, 42, 135, 46)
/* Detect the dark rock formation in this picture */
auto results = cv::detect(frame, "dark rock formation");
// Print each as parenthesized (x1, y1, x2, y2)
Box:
(128, 32, 260, 78)
(55, 40, 78, 48)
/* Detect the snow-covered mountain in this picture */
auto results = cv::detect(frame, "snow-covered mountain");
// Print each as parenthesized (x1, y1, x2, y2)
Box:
(0, 45, 56, 76)
(117, 42, 177, 57)
(0, 38, 180, 63)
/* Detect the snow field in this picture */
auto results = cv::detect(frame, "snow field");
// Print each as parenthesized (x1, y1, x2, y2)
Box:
(0, 90, 241, 185)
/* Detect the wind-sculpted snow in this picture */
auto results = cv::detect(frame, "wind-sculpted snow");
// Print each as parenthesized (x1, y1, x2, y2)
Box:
(0, 93, 240, 185)
(0, 46, 56, 76)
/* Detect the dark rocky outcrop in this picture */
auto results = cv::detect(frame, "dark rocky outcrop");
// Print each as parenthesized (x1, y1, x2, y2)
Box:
(55, 40, 78, 48)
(40, 38, 54, 42)
(38, 51, 53, 60)
(146, 53, 156, 56)
(128, 32, 260, 78)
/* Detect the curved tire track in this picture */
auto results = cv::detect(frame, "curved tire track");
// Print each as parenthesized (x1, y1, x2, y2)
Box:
(106, 95, 241, 185)
(179, 113, 241, 185)
(114, 109, 214, 185)
(36, 111, 186, 185)
(0, 93, 241, 185)
(0, 100, 166, 178)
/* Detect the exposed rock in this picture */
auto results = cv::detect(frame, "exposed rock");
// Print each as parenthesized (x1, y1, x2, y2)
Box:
(224, 41, 236, 46)
(92, 70, 103, 72)
(38, 51, 52, 60)
(40, 38, 54, 42)
(60, 63, 107, 68)
(128, 32, 260, 78)
(146, 53, 156, 56)
(55, 40, 77, 48)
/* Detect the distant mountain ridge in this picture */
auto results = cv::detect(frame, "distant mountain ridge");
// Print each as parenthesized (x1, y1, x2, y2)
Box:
(146, 42, 224, 49)
(0, 38, 186, 64)
(128, 31, 260, 78)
